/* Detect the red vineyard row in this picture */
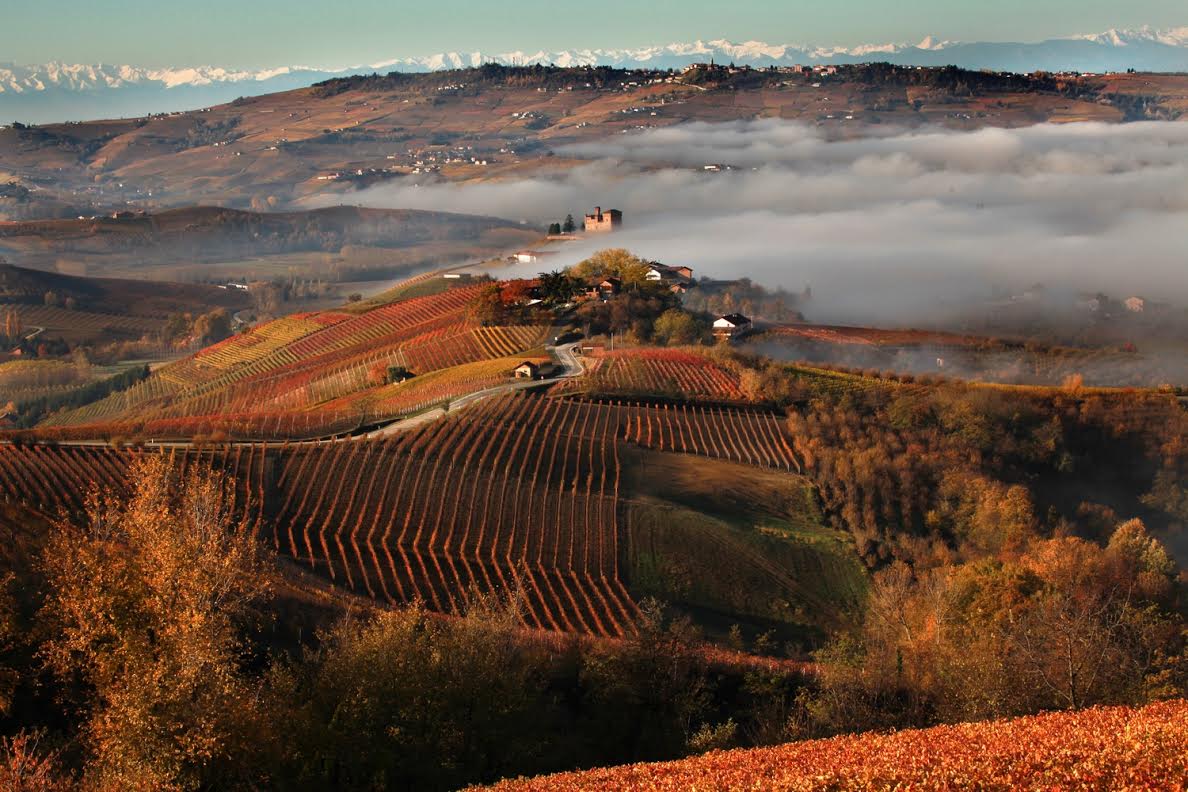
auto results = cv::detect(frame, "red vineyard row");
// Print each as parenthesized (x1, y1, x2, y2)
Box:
(0, 392, 638, 637)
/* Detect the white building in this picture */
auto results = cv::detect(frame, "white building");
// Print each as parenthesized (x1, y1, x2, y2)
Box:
(713, 313, 753, 339)
(515, 250, 551, 264)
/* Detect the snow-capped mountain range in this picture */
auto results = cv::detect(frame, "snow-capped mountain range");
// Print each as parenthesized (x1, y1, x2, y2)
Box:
(3, 27, 1186, 124)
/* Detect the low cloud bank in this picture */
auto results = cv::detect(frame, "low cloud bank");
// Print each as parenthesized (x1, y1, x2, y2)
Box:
(330, 121, 1188, 324)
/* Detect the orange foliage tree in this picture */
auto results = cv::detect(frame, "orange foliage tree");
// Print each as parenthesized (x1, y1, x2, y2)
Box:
(40, 455, 272, 790)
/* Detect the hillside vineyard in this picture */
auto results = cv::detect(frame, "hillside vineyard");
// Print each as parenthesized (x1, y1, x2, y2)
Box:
(36, 283, 548, 439)
(0, 388, 812, 636)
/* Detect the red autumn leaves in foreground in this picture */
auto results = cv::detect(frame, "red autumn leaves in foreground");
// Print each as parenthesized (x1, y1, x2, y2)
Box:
(484, 699, 1188, 791)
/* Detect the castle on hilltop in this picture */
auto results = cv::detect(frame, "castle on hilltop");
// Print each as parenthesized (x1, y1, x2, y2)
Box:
(584, 206, 622, 233)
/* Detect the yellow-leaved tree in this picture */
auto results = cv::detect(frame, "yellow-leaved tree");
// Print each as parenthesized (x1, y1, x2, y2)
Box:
(40, 454, 271, 791)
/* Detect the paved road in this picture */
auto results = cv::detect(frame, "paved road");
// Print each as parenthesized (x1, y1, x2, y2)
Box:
(21, 342, 586, 450)
(365, 341, 584, 438)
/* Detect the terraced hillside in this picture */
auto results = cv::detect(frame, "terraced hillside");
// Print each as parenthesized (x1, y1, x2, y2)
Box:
(557, 347, 750, 403)
(0, 378, 863, 641)
(37, 277, 549, 439)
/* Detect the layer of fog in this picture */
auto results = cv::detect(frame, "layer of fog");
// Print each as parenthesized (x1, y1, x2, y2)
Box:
(329, 120, 1188, 325)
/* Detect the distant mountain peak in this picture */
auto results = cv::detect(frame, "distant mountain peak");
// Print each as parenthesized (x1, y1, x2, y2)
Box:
(1073, 26, 1188, 48)
(3, 26, 1187, 124)
(915, 35, 953, 51)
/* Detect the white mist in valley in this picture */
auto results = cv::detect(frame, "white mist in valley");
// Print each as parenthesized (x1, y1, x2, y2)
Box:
(328, 120, 1188, 325)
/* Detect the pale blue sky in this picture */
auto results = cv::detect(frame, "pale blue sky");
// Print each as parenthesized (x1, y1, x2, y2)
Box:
(4, 0, 1185, 68)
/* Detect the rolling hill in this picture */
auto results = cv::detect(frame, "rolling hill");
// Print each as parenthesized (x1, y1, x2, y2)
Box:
(4, 27, 1188, 124)
(0, 205, 537, 281)
(0, 260, 250, 348)
(1, 64, 1185, 223)
(0, 274, 872, 642)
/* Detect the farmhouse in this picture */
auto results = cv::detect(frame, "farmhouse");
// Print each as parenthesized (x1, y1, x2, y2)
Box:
(584, 206, 622, 233)
(713, 313, 753, 339)
(584, 276, 621, 301)
(513, 361, 540, 379)
(645, 263, 695, 283)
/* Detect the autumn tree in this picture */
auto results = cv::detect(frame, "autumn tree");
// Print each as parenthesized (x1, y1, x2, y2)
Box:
(571, 249, 653, 286)
(40, 455, 271, 790)
(803, 520, 1186, 735)
(537, 270, 580, 305)
(267, 592, 553, 790)
(2, 309, 21, 341)
(579, 600, 713, 762)
(652, 309, 703, 346)
(192, 308, 232, 345)
(468, 284, 507, 326)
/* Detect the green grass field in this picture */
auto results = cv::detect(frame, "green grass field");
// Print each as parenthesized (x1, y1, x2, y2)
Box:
(621, 450, 867, 646)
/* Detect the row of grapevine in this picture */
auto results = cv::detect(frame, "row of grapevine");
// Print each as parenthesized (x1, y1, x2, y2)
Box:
(269, 393, 636, 636)
(607, 399, 800, 471)
(563, 347, 747, 402)
(39, 286, 496, 432)
(0, 442, 273, 535)
(283, 285, 482, 360)
(8, 304, 160, 335)
(81, 324, 544, 439)
(0, 392, 639, 637)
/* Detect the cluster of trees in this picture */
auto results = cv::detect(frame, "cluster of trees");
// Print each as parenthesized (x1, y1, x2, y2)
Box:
(40, 291, 78, 310)
(0, 458, 803, 790)
(569, 249, 655, 287)
(804, 521, 1186, 734)
(0, 383, 1183, 788)
(470, 251, 712, 343)
(566, 250, 707, 344)
(546, 214, 576, 235)
(160, 308, 233, 348)
(249, 277, 338, 320)
(715, 362, 1188, 736)
(781, 379, 1186, 565)
(313, 63, 664, 97)
(468, 280, 546, 326)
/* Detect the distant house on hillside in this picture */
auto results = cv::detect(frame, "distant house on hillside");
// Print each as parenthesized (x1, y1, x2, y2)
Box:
(514, 250, 553, 264)
(646, 263, 694, 283)
(584, 206, 622, 233)
(514, 361, 540, 379)
(713, 313, 752, 339)
(584, 277, 621, 301)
